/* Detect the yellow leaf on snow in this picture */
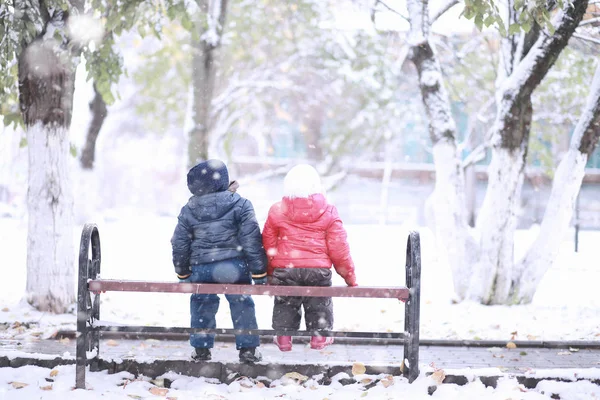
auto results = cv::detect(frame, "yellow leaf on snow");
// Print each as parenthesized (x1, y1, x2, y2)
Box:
(430, 369, 446, 385)
(284, 372, 308, 382)
(106, 340, 119, 347)
(49, 369, 59, 377)
(381, 375, 394, 388)
(149, 386, 169, 396)
(10, 382, 28, 389)
(40, 385, 53, 390)
(506, 342, 517, 349)
(352, 362, 366, 376)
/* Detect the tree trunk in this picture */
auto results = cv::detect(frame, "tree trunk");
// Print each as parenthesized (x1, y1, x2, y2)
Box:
(80, 84, 107, 170)
(471, 0, 588, 304)
(187, 0, 229, 167)
(19, 39, 76, 313)
(511, 64, 600, 303)
(407, 0, 475, 299)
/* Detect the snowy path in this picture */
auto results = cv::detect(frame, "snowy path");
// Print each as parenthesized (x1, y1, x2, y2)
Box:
(2, 337, 599, 374)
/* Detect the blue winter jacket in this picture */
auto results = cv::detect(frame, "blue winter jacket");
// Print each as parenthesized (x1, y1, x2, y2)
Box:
(171, 190, 267, 277)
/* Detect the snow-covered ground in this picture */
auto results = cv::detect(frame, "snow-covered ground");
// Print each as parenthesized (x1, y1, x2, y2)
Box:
(1, 214, 599, 398)
(1, 363, 599, 400)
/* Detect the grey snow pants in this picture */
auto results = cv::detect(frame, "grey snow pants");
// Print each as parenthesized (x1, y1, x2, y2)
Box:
(270, 268, 333, 332)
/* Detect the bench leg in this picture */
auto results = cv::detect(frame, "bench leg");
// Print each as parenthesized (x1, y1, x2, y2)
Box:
(403, 231, 421, 383)
(76, 223, 102, 389)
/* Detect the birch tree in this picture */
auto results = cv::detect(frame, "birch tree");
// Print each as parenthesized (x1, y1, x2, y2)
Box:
(0, 0, 187, 313)
(406, 0, 599, 304)
(186, 0, 228, 166)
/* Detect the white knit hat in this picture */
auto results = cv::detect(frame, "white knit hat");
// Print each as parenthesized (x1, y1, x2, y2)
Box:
(283, 164, 323, 198)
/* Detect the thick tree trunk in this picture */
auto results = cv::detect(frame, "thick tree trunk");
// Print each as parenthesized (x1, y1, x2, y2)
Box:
(80, 84, 107, 170)
(19, 39, 76, 313)
(407, 0, 475, 299)
(511, 64, 600, 303)
(187, 0, 228, 167)
(472, 0, 588, 304)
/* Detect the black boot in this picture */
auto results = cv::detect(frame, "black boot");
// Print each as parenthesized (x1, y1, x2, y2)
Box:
(191, 347, 211, 361)
(239, 347, 262, 363)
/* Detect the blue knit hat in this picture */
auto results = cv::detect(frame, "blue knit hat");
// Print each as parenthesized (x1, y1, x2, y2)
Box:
(187, 159, 230, 196)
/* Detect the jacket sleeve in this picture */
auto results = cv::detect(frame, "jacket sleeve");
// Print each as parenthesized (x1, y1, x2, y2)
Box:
(238, 199, 268, 277)
(326, 206, 357, 286)
(262, 206, 279, 276)
(171, 207, 193, 276)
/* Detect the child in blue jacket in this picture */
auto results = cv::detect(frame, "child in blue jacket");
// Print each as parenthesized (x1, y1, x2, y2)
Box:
(171, 159, 267, 363)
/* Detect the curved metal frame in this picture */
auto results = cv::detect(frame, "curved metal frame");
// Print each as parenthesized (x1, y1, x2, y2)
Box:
(76, 223, 101, 389)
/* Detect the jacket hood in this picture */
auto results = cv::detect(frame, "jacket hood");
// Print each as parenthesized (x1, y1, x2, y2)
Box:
(282, 193, 328, 223)
(187, 191, 241, 221)
(187, 159, 229, 196)
(283, 164, 323, 198)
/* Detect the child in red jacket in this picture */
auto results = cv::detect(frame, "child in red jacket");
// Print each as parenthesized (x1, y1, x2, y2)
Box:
(262, 164, 357, 352)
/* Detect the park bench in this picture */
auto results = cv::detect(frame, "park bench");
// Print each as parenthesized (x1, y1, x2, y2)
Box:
(75, 223, 422, 389)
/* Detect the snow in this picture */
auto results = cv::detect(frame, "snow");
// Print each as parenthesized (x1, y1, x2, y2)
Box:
(1, 212, 600, 398)
(0, 363, 599, 399)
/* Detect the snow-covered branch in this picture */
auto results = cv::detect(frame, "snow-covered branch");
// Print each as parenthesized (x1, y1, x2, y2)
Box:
(430, 0, 460, 24)
(461, 143, 488, 168)
(572, 33, 600, 45)
(578, 17, 600, 26)
(373, 0, 409, 22)
(501, 0, 589, 99)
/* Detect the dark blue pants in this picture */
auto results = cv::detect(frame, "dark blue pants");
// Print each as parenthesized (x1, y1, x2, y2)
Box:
(187, 258, 259, 349)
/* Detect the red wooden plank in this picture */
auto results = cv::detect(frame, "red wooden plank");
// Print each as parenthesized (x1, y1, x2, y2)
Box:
(88, 280, 409, 301)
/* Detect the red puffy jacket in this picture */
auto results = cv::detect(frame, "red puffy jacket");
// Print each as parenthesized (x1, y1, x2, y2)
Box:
(262, 193, 357, 286)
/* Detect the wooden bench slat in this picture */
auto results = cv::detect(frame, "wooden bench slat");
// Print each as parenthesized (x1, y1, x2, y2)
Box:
(92, 325, 407, 339)
(88, 280, 409, 301)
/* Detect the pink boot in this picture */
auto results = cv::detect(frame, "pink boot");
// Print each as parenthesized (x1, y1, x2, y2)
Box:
(310, 336, 334, 350)
(274, 336, 292, 352)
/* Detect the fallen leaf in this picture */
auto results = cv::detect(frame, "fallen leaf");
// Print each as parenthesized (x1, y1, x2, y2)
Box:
(352, 362, 366, 376)
(149, 386, 169, 396)
(256, 382, 265, 389)
(59, 337, 70, 344)
(127, 396, 142, 400)
(106, 339, 119, 347)
(520, 351, 527, 356)
(166, 397, 178, 400)
(50, 370, 59, 377)
(510, 331, 518, 336)
(430, 369, 445, 385)
(40, 385, 53, 390)
(506, 342, 517, 349)
(284, 372, 308, 382)
(11, 382, 28, 389)
(381, 375, 394, 388)
(492, 354, 504, 358)
(526, 334, 538, 340)
(1, 307, 9, 312)
(360, 378, 373, 384)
